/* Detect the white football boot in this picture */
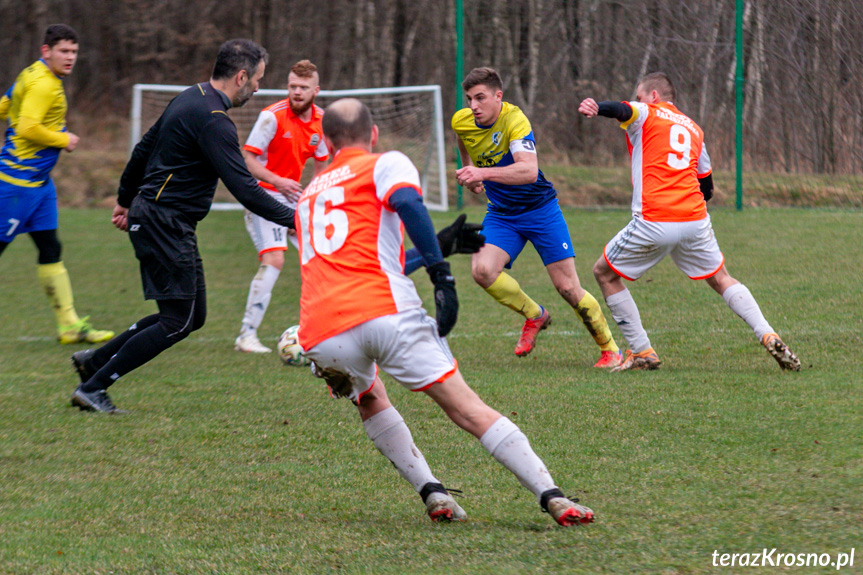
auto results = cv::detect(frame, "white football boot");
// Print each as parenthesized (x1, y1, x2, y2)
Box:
(234, 333, 272, 353)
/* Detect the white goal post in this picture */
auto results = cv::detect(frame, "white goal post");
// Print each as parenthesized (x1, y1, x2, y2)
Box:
(131, 84, 448, 211)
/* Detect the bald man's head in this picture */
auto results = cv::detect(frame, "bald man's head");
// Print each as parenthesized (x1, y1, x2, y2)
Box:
(322, 98, 374, 151)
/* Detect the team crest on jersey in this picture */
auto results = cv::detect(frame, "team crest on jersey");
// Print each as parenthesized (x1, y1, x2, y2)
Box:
(310, 134, 320, 146)
(492, 131, 502, 146)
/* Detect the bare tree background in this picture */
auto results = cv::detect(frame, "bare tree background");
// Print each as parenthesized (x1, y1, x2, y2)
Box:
(2, 0, 862, 175)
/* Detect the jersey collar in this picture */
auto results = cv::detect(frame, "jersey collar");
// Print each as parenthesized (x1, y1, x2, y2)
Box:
(38, 58, 64, 80)
(205, 83, 233, 110)
(332, 147, 369, 161)
(289, 103, 320, 124)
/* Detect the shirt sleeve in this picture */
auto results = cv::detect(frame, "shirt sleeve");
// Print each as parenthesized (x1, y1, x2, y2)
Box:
(16, 115, 69, 149)
(0, 90, 10, 122)
(16, 76, 69, 148)
(622, 101, 649, 134)
(117, 115, 163, 208)
(200, 113, 295, 227)
(506, 108, 533, 143)
(373, 151, 422, 208)
(243, 109, 277, 156)
(314, 137, 329, 161)
(389, 187, 443, 268)
(697, 142, 712, 177)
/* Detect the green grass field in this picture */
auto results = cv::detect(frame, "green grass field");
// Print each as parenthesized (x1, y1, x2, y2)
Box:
(1, 206, 861, 574)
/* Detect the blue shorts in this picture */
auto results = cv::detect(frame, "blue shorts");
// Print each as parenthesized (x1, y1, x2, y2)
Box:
(483, 199, 575, 268)
(0, 179, 58, 241)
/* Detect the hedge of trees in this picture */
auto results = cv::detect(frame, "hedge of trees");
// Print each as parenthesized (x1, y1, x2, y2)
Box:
(3, 0, 862, 174)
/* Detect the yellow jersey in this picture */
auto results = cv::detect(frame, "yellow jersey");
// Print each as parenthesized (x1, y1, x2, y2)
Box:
(451, 102, 556, 214)
(0, 59, 71, 188)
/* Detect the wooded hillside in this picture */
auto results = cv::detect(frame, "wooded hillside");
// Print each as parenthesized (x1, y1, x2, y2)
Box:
(3, 0, 862, 175)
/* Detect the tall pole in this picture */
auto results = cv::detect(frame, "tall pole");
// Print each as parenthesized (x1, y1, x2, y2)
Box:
(735, 0, 744, 211)
(455, 0, 464, 209)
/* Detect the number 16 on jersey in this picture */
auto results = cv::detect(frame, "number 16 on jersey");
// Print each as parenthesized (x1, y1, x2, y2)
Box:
(297, 186, 349, 264)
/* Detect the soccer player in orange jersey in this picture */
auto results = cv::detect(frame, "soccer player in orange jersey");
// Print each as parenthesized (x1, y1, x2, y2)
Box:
(579, 72, 800, 371)
(235, 60, 329, 353)
(294, 98, 595, 526)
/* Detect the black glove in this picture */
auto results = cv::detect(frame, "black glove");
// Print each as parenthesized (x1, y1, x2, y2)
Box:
(427, 261, 458, 337)
(436, 214, 486, 258)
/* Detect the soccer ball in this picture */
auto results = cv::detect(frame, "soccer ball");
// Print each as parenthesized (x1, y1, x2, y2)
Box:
(278, 325, 310, 366)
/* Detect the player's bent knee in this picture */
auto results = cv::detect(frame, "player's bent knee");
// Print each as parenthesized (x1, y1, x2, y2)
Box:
(261, 251, 285, 270)
(592, 258, 607, 280)
(471, 263, 498, 288)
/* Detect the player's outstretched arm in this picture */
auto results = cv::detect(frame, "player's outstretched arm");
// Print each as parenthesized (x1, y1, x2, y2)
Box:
(202, 118, 295, 228)
(403, 214, 485, 276)
(389, 188, 459, 337)
(579, 98, 634, 123)
(242, 149, 302, 198)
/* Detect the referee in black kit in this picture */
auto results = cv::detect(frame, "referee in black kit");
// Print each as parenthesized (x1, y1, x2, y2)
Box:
(70, 39, 295, 413)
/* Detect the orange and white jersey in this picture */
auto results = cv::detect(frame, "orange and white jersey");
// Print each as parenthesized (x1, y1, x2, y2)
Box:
(621, 101, 712, 222)
(295, 147, 423, 350)
(243, 100, 328, 192)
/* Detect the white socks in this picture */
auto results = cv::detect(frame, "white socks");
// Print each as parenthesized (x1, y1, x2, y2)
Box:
(722, 283, 773, 341)
(363, 407, 438, 492)
(364, 411, 561, 502)
(605, 288, 652, 353)
(240, 264, 280, 336)
(480, 417, 556, 499)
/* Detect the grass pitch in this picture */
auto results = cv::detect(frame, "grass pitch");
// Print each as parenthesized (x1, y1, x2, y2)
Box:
(1, 206, 861, 574)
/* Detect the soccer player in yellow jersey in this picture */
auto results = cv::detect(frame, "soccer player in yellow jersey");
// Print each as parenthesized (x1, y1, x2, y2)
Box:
(0, 24, 113, 344)
(452, 67, 620, 367)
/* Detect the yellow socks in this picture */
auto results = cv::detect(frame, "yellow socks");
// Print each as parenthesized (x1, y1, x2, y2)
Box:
(574, 291, 619, 352)
(484, 272, 543, 319)
(37, 262, 80, 327)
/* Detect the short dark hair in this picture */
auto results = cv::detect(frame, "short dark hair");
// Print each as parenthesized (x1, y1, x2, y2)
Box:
(462, 67, 503, 93)
(322, 98, 373, 149)
(212, 39, 268, 81)
(638, 72, 676, 102)
(43, 24, 78, 48)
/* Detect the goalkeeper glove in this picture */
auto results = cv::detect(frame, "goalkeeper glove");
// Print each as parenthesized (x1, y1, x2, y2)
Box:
(436, 214, 485, 258)
(427, 261, 458, 337)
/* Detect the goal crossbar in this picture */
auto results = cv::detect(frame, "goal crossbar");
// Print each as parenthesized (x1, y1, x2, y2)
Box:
(131, 84, 448, 211)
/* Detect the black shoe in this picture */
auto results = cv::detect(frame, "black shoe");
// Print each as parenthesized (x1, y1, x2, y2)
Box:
(71, 349, 97, 384)
(71, 386, 127, 414)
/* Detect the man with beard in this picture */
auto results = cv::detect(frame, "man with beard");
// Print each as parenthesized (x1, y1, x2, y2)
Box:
(234, 59, 329, 353)
(69, 39, 296, 413)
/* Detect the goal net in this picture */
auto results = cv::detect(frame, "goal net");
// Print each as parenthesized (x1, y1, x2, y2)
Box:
(130, 84, 448, 210)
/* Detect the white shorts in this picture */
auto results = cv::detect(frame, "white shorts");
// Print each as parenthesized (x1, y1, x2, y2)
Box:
(303, 308, 457, 403)
(604, 215, 724, 281)
(244, 192, 299, 257)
